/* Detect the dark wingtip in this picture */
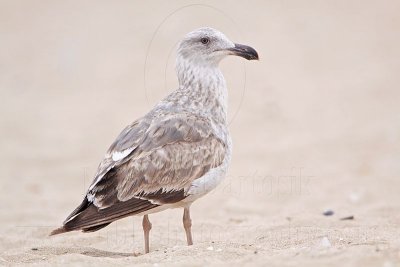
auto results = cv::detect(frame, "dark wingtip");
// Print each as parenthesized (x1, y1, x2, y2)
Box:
(49, 227, 66, 236)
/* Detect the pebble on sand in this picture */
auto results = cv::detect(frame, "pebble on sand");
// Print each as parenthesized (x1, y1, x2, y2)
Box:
(323, 209, 334, 216)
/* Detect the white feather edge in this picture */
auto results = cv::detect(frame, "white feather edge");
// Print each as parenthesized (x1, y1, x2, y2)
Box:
(87, 148, 134, 192)
(112, 148, 134, 161)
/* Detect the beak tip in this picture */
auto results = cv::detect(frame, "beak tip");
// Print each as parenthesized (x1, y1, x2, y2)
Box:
(246, 53, 259, 61)
(231, 43, 259, 61)
(251, 53, 259, 61)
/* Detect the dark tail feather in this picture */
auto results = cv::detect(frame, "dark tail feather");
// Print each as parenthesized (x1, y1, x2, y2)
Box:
(49, 197, 90, 236)
(63, 197, 90, 224)
(49, 222, 111, 235)
(49, 226, 67, 236)
(49, 197, 92, 236)
(49, 196, 159, 236)
(82, 222, 111, 233)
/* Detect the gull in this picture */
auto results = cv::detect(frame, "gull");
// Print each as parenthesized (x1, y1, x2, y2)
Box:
(50, 27, 258, 253)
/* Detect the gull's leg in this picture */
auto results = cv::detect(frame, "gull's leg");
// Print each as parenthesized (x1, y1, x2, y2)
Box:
(183, 206, 193, 245)
(142, 215, 152, 253)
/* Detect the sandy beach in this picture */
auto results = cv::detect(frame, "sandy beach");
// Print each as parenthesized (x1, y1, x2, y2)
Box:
(1, 1, 400, 266)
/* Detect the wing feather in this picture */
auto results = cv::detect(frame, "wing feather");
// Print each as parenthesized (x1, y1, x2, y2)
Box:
(90, 113, 226, 208)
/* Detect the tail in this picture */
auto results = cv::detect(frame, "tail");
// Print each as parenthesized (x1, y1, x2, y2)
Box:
(49, 195, 158, 237)
(49, 226, 67, 236)
(49, 223, 110, 236)
(49, 197, 91, 236)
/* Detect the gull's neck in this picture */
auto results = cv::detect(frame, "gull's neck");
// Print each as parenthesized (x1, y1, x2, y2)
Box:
(173, 56, 228, 124)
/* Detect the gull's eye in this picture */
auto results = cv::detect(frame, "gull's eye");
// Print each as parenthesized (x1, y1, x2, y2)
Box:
(200, 37, 210, 45)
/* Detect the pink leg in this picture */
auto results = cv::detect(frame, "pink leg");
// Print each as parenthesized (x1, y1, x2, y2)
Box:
(183, 207, 193, 245)
(142, 215, 152, 253)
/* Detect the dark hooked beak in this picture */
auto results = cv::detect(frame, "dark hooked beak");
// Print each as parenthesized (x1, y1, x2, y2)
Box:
(227, 43, 259, 60)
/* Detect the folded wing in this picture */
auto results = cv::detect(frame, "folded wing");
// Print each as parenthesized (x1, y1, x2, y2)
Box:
(51, 113, 226, 235)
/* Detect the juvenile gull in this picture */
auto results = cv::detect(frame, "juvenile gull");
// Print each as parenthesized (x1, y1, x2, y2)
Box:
(50, 27, 259, 253)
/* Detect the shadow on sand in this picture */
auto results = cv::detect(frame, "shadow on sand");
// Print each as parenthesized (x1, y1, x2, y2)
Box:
(30, 246, 138, 258)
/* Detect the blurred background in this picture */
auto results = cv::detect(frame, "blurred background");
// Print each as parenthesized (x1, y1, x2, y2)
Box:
(1, 1, 399, 266)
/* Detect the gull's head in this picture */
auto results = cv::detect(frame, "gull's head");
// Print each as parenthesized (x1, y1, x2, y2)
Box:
(177, 27, 259, 67)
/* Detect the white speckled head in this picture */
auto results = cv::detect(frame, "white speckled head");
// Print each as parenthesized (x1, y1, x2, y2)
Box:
(175, 27, 258, 89)
(177, 27, 235, 66)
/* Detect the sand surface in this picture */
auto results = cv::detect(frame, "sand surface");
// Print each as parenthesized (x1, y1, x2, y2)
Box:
(1, 1, 400, 266)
